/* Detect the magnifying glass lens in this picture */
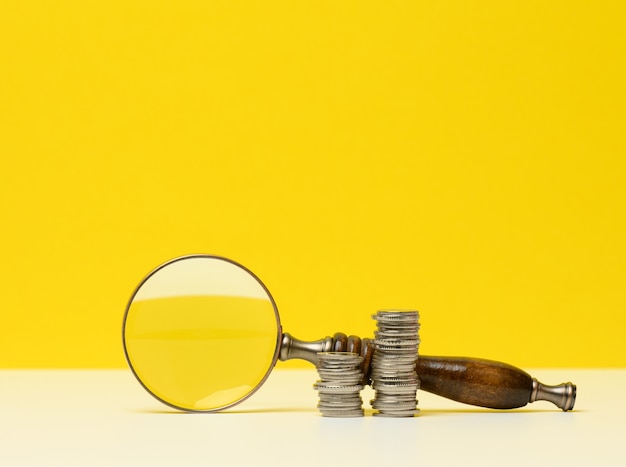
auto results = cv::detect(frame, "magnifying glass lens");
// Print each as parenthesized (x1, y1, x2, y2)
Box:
(123, 256, 281, 412)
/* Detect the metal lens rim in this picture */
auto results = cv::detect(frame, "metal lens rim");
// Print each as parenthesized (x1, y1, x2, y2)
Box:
(121, 254, 282, 413)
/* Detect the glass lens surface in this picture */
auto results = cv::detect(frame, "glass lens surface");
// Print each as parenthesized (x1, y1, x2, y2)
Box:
(123, 256, 281, 411)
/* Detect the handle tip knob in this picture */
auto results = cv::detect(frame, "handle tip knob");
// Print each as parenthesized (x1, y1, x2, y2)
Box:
(530, 378, 576, 411)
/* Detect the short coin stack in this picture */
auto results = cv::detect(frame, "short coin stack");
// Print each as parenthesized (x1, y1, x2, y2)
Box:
(313, 352, 364, 417)
(370, 310, 421, 417)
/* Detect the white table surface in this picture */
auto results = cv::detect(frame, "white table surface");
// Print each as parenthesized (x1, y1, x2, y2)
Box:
(0, 368, 624, 466)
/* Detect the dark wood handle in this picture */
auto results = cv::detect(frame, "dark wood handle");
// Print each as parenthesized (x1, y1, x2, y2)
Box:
(416, 356, 576, 410)
(416, 356, 532, 409)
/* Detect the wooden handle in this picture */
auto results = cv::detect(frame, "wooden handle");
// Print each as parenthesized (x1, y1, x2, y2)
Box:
(416, 356, 576, 410)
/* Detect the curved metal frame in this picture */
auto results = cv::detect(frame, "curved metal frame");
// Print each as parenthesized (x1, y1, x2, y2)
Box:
(122, 254, 283, 412)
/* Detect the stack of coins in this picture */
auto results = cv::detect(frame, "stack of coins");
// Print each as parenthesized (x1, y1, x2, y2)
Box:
(370, 310, 421, 417)
(313, 352, 364, 417)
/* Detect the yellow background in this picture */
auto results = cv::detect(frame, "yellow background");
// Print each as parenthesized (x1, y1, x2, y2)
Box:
(1, 1, 624, 368)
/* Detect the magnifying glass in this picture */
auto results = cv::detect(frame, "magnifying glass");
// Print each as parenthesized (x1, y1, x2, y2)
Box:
(122, 255, 576, 413)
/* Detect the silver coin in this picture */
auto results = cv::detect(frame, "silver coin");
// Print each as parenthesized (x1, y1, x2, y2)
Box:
(371, 398, 417, 406)
(373, 356, 417, 363)
(371, 397, 418, 405)
(318, 394, 362, 402)
(317, 367, 361, 373)
(317, 364, 361, 370)
(372, 365, 416, 372)
(320, 411, 364, 418)
(314, 380, 363, 388)
(371, 368, 416, 376)
(317, 352, 363, 362)
(318, 399, 363, 406)
(372, 409, 420, 418)
(376, 330, 419, 337)
(375, 339, 419, 347)
(376, 323, 419, 329)
(315, 388, 364, 395)
(316, 373, 362, 382)
(373, 381, 418, 390)
(317, 374, 361, 380)
(375, 342, 419, 349)
(375, 314, 419, 320)
(319, 403, 362, 409)
(376, 330, 419, 336)
(373, 312, 419, 321)
(375, 352, 418, 359)
(318, 397, 363, 407)
(314, 387, 363, 394)
(318, 401, 362, 408)
(317, 368, 363, 379)
(319, 406, 363, 412)
(373, 377, 419, 385)
(374, 321, 419, 328)
(376, 320, 419, 327)
(375, 332, 419, 340)
(317, 353, 363, 367)
(371, 365, 416, 373)
(377, 333, 419, 340)
(317, 363, 362, 371)
(320, 381, 362, 387)
(377, 344, 419, 350)
(372, 403, 418, 411)
(371, 373, 415, 380)
(375, 347, 418, 355)
(317, 378, 362, 386)
(318, 351, 362, 358)
(371, 371, 416, 378)
(318, 399, 362, 406)
(370, 374, 417, 381)
(319, 404, 363, 411)
(371, 403, 417, 410)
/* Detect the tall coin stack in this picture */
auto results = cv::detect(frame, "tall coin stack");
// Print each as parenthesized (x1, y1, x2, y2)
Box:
(370, 310, 421, 417)
(313, 352, 364, 417)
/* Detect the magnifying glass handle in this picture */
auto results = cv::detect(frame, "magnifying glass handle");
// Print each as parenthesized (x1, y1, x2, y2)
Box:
(416, 356, 576, 411)
(280, 333, 576, 411)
